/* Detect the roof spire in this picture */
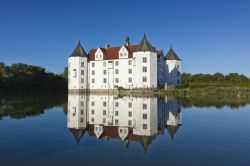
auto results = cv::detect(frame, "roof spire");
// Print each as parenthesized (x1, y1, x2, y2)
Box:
(125, 35, 130, 46)
(69, 40, 88, 57)
(136, 34, 156, 52)
(165, 47, 181, 61)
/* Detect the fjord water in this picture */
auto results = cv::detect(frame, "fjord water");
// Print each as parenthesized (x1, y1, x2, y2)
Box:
(0, 94, 250, 166)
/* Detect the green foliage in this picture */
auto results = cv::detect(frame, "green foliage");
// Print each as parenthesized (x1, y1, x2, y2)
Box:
(181, 72, 250, 88)
(0, 62, 67, 93)
(0, 94, 67, 119)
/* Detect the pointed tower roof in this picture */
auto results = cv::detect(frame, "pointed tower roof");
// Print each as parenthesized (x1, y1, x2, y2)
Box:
(166, 124, 182, 142)
(137, 135, 156, 153)
(165, 47, 181, 61)
(69, 40, 88, 57)
(136, 34, 156, 52)
(68, 128, 86, 144)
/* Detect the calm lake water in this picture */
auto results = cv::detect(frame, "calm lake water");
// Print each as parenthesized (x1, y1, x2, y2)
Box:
(0, 94, 250, 166)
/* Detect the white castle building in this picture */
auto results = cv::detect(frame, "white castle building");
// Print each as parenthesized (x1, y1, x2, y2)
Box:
(68, 35, 182, 92)
(67, 94, 182, 150)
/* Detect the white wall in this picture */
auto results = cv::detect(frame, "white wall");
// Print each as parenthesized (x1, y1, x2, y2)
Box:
(68, 56, 88, 90)
(67, 94, 88, 129)
(165, 60, 182, 85)
(132, 51, 157, 89)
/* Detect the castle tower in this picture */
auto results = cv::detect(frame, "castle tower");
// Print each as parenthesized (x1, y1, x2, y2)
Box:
(68, 41, 88, 92)
(165, 47, 182, 86)
(132, 34, 158, 89)
(67, 94, 88, 144)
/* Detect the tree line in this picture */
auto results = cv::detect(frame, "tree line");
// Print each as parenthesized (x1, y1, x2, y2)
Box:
(0, 62, 67, 93)
(181, 72, 250, 88)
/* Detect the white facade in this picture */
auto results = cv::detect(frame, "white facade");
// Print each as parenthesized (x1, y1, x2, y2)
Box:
(67, 94, 183, 148)
(68, 36, 182, 91)
(165, 60, 182, 85)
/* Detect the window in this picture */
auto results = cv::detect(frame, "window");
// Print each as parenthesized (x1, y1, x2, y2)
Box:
(103, 110, 106, 115)
(72, 107, 76, 116)
(80, 118, 84, 123)
(80, 101, 84, 106)
(143, 104, 147, 110)
(115, 69, 119, 74)
(128, 60, 132, 65)
(143, 76, 147, 82)
(115, 61, 119, 66)
(81, 70, 84, 75)
(115, 111, 119, 116)
(143, 57, 147, 63)
(120, 53, 122, 57)
(92, 62, 95, 67)
(103, 118, 106, 123)
(73, 69, 77, 77)
(124, 53, 127, 57)
(91, 118, 94, 122)
(103, 62, 106, 67)
(81, 62, 84, 67)
(115, 102, 119, 107)
(142, 67, 147, 72)
(103, 78, 107, 83)
(103, 70, 107, 75)
(128, 77, 132, 83)
(128, 102, 132, 108)
(91, 110, 94, 114)
(115, 78, 119, 83)
(80, 109, 84, 115)
(128, 69, 132, 74)
(91, 101, 95, 106)
(143, 124, 147, 129)
(115, 119, 119, 125)
(92, 70, 95, 75)
(96, 55, 98, 58)
(143, 114, 147, 119)
(128, 120, 132, 126)
(128, 111, 132, 117)
(81, 78, 84, 83)
(92, 78, 95, 83)
(103, 102, 107, 107)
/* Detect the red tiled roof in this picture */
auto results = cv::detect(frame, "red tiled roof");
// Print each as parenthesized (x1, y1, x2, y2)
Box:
(88, 45, 138, 61)
(88, 45, 163, 61)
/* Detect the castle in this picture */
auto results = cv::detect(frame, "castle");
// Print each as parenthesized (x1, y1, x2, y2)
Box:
(67, 94, 182, 150)
(68, 34, 182, 92)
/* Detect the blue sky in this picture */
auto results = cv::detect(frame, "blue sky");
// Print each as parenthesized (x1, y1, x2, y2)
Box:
(0, 0, 250, 76)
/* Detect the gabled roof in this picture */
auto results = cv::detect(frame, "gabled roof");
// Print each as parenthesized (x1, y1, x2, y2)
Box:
(69, 41, 88, 57)
(136, 34, 156, 52)
(165, 47, 181, 61)
(88, 45, 138, 61)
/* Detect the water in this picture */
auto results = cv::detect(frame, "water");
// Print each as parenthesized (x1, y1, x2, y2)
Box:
(0, 94, 250, 166)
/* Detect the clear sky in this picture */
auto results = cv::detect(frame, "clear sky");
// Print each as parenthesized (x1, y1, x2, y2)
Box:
(0, 0, 250, 76)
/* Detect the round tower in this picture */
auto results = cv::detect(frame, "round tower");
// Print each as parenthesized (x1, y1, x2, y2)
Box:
(68, 41, 88, 92)
(165, 47, 182, 86)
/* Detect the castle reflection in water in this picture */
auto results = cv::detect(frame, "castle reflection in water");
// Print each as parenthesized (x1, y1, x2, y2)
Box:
(67, 94, 182, 151)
